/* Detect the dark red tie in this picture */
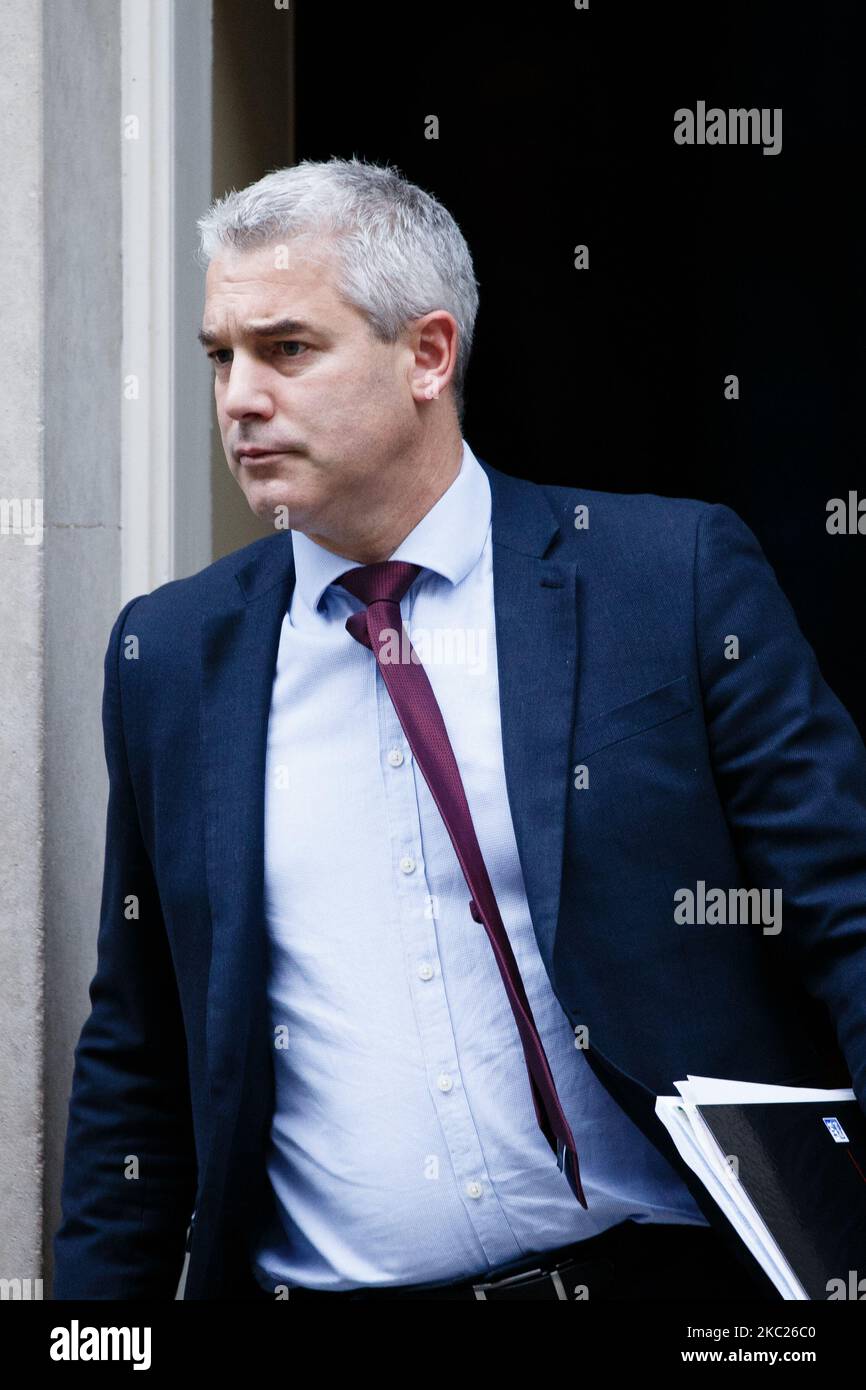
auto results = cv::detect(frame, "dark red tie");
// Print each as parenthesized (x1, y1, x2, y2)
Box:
(335, 559, 588, 1209)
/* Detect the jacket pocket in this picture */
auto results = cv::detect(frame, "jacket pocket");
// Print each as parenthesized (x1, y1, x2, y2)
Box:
(572, 673, 694, 759)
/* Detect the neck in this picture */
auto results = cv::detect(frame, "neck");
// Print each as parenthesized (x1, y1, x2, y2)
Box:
(307, 420, 464, 564)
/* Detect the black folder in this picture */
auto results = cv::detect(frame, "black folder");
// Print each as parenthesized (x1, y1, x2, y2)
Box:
(696, 1099, 866, 1300)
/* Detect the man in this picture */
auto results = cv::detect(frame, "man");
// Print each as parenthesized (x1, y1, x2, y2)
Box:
(54, 157, 866, 1302)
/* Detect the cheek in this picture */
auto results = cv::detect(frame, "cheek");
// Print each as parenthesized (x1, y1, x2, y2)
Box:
(214, 388, 230, 426)
(330, 345, 397, 396)
(302, 366, 376, 424)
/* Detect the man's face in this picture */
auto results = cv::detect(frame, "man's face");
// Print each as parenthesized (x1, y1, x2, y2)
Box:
(200, 239, 421, 542)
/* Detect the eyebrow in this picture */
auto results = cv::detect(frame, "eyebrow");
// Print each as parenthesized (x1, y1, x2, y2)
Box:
(197, 317, 320, 348)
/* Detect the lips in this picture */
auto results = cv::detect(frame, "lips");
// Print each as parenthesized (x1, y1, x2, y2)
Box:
(237, 448, 289, 463)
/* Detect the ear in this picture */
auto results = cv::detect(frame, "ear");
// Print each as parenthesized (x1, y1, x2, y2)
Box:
(406, 310, 458, 407)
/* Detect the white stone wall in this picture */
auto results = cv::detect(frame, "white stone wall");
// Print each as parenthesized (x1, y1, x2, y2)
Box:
(0, 0, 125, 1297)
(0, 0, 50, 1297)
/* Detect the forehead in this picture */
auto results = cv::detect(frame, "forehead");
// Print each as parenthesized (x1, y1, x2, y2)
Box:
(202, 240, 353, 331)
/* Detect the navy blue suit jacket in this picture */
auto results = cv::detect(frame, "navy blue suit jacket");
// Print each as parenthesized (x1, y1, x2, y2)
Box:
(53, 457, 866, 1299)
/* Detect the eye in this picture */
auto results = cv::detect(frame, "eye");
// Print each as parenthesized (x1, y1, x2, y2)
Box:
(208, 349, 232, 366)
(277, 340, 307, 358)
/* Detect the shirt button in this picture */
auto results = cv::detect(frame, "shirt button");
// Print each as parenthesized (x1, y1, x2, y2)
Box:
(387, 748, 404, 767)
(465, 1181, 483, 1199)
(437, 1073, 453, 1092)
(399, 855, 416, 874)
(418, 962, 434, 981)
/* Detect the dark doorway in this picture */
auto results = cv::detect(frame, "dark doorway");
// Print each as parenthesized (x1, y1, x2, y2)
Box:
(293, 0, 866, 733)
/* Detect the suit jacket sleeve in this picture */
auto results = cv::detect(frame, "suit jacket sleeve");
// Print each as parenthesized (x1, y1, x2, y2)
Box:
(694, 502, 866, 1112)
(53, 595, 197, 1299)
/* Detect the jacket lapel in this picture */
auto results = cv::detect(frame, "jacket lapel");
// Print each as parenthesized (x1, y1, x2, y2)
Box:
(478, 458, 580, 983)
(200, 535, 296, 1146)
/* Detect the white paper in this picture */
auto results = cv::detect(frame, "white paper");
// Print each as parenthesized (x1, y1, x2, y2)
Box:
(654, 1076, 855, 1300)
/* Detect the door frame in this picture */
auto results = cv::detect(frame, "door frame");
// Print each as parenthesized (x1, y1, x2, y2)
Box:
(121, 0, 213, 596)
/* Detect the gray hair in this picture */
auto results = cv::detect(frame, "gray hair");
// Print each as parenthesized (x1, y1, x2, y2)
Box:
(196, 156, 479, 423)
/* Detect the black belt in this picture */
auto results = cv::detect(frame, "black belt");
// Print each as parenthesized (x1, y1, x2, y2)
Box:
(254, 1219, 707, 1301)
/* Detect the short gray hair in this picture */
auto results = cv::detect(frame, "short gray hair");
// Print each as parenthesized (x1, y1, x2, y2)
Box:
(196, 156, 479, 423)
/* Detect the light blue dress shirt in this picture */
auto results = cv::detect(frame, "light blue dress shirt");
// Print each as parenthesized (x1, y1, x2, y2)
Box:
(252, 438, 709, 1292)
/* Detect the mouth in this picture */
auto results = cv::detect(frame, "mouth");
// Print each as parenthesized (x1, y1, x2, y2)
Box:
(236, 448, 293, 465)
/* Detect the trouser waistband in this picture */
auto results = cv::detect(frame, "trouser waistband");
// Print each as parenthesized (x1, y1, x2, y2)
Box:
(251, 1218, 718, 1300)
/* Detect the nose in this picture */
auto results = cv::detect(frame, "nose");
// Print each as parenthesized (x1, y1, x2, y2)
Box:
(220, 351, 275, 422)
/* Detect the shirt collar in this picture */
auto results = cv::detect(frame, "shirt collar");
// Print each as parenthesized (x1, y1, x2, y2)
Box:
(289, 438, 491, 621)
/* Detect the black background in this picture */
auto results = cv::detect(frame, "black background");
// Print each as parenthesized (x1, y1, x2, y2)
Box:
(295, 1, 865, 732)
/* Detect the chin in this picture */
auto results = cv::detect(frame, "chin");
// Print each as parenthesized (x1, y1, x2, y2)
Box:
(246, 483, 306, 528)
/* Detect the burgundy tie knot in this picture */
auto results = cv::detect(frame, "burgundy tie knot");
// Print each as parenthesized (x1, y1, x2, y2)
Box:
(336, 559, 421, 608)
(335, 560, 421, 651)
